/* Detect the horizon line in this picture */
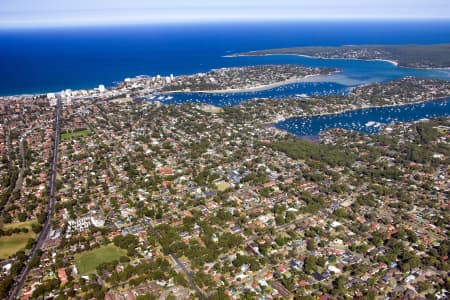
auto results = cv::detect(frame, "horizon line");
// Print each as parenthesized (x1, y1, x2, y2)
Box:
(2, 16, 450, 30)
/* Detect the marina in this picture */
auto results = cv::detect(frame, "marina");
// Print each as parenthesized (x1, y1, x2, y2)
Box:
(275, 98, 450, 137)
(140, 81, 349, 106)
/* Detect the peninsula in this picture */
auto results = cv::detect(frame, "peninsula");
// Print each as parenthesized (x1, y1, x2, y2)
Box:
(159, 65, 338, 93)
(233, 43, 450, 69)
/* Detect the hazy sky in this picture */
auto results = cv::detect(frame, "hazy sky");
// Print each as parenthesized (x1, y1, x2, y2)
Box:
(1, 0, 450, 28)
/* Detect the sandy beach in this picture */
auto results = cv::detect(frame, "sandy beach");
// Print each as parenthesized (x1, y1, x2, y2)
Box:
(159, 72, 338, 95)
(229, 52, 401, 67)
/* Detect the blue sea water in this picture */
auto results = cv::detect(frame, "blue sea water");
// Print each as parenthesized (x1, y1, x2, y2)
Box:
(1, 21, 450, 96)
(152, 82, 349, 106)
(2, 21, 450, 136)
(275, 98, 450, 137)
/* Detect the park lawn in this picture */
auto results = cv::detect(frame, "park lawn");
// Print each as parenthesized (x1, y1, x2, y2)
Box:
(0, 230, 36, 259)
(215, 181, 232, 192)
(61, 129, 92, 140)
(75, 244, 126, 274)
(4, 219, 37, 231)
(200, 105, 224, 114)
(0, 220, 38, 259)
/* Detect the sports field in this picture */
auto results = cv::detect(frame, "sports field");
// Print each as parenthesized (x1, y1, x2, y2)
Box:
(0, 220, 37, 259)
(61, 129, 92, 140)
(74, 244, 126, 274)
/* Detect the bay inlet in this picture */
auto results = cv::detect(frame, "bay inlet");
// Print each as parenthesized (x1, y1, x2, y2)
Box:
(274, 98, 450, 138)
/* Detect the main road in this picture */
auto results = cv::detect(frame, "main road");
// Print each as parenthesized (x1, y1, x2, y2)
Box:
(8, 96, 61, 300)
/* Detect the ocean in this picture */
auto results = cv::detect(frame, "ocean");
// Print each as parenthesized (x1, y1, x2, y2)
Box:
(1, 20, 450, 96)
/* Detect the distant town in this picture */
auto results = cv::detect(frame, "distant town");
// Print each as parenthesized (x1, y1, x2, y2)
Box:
(235, 43, 450, 69)
(0, 66, 449, 300)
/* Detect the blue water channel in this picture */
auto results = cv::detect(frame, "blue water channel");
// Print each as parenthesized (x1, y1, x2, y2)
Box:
(275, 98, 450, 137)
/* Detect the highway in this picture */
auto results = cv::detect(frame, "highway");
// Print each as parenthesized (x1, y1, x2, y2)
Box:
(7, 96, 61, 300)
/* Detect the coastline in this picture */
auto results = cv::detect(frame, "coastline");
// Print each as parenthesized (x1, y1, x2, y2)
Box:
(228, 52, 450, 70)
(291, 95, 450, 120)
(3, 52, 449, 98)
(265, 96, 450, 138)
(227, 53, 401, 67)
(3, 53, 449, 99)
(159, 72, 339, 95)
(267, 123, 321, 142)
(0, 70, 334, 99)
